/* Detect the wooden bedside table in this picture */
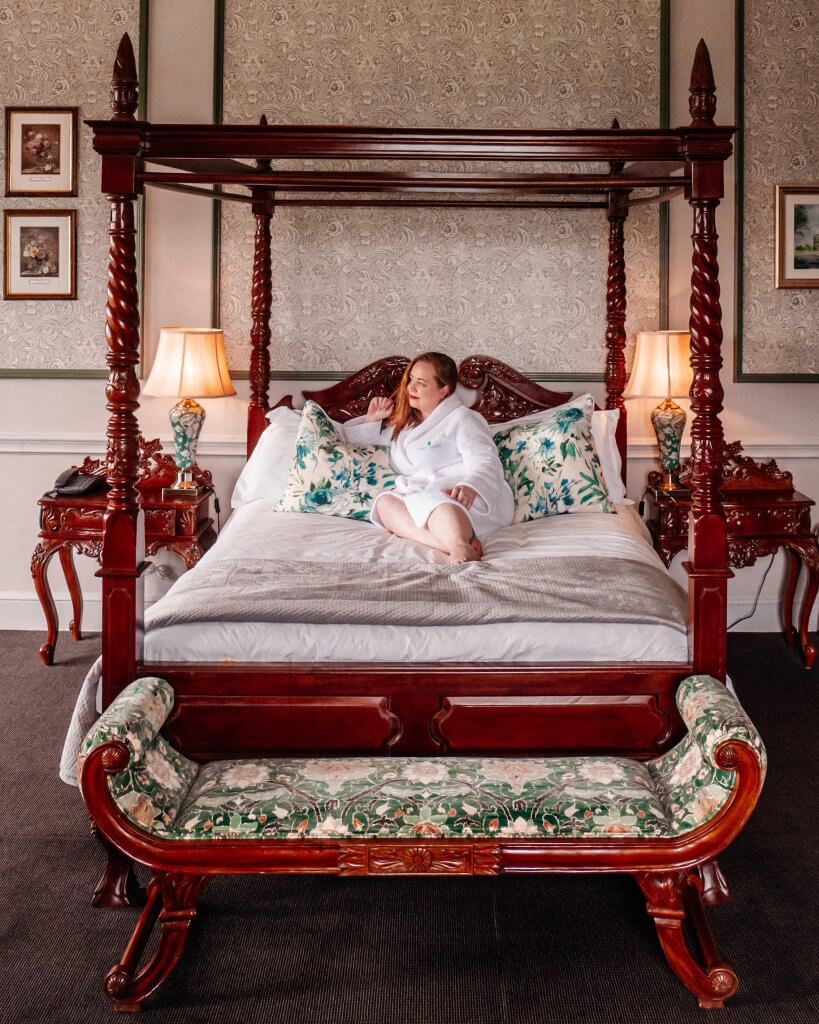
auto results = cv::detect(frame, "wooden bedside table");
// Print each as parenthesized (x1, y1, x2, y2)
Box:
(32, 438, 217, 666)
(645, 442, 818, 669)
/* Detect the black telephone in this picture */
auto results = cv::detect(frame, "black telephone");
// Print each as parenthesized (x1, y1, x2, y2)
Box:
(52, 468, 109, 497)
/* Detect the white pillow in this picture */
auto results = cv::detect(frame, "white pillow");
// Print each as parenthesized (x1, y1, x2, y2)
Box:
(591, 408, 626, 504)
(492, 394, 626, 503)
(230, 406, 302, 509)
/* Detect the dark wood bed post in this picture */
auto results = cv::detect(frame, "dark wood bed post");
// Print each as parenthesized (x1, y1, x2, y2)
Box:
(604, 134, 629, 486)
(94, 32, 147, 909)
(247, 125, 274, 457)
(684, 40, 730, 680)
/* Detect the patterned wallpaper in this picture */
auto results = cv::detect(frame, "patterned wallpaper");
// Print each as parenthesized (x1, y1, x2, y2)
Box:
(742, 0, 819, 376)
(0, 1, 138, 373)
(220, 0, 663, 376)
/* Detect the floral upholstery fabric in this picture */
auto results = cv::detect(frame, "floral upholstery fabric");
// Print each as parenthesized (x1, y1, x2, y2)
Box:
(492, 396, 612, 522)
(169, 756, 670, 840)
(676, 675, 767, 770)
(648, 676, 767, 835)
(80, 675, 765, 843)
(77, 677, 197, 832)
(276, 401, 395, 520)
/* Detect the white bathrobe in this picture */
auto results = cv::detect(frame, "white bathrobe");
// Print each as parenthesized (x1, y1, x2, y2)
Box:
(344, 394, 515, 538)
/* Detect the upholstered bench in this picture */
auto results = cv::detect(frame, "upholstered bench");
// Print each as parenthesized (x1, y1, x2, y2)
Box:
(79, 675, 766, 1012)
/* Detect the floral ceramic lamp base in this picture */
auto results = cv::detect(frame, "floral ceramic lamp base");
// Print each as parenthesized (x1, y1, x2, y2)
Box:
(166, 397, 205, 497)
(651, 398, 686, 490)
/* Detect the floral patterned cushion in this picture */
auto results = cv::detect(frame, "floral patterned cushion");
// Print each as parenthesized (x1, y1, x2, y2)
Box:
(77, 677, 198, 832)
(492, 395, 612, 522)
(648, 676, 767, 835)
(80, 675, 765, 843)
(276, 401, 396, 520)
(169, 755, 671, 840)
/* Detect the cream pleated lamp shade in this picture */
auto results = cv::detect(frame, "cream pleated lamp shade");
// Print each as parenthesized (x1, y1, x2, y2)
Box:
(144, 328, 236, 399)
(624, 330, 693, 400)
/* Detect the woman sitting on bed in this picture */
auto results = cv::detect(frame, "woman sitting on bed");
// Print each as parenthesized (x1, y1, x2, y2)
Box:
(344, 352, 514, 563)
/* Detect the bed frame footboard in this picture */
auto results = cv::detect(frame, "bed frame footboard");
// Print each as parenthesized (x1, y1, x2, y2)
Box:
(146, 662, 689, 762)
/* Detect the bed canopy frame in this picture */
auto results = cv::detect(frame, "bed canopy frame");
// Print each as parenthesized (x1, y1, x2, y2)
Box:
(88, 33, 732, 766)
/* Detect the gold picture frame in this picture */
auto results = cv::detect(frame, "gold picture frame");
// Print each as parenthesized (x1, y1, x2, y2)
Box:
(775, 185, 819, 289)
(3, 209, 77, 300)
(4, 107, 78, 197)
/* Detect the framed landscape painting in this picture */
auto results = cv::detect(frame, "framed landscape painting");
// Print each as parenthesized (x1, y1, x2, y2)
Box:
(776, 185, 819, 289)
(4, 107, 78, 196)
(3, 209, 77, 300)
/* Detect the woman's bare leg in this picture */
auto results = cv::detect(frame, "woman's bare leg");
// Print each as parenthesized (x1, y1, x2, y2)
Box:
(427, 504, 481, 563)
(377, 495, 449, 553)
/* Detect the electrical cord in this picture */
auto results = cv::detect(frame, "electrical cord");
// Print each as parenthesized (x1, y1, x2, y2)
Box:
(728, 553, 776, 629)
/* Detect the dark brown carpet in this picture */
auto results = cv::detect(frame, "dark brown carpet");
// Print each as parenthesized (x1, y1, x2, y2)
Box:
(0, 630, 816, 1023)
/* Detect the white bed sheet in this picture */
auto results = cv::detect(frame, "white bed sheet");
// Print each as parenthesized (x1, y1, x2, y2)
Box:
(60, 500, 688, 785)
(144, 499, 689, 665)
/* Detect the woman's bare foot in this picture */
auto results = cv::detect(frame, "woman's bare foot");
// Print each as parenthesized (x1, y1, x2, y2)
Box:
(448, 542, 481, 564)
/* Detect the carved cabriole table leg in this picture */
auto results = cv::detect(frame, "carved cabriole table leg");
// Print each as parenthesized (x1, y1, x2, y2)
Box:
(31, 541, 61, 665)
(796, 541, 818, 670)
(59, 544, 84, 640)
(635, 871, 739, 1009)
(782, 546, 801, 648)
(783, 539, 819, 669)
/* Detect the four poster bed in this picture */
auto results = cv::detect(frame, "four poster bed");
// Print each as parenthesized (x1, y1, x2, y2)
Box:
(80, 35, 734, 908)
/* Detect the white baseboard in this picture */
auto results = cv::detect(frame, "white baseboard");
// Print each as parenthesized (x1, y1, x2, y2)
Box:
(1, 590, 809, 636)
(0, 589, 103, 632)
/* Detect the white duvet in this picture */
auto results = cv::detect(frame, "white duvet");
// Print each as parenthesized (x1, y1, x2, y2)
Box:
(59, 500, 687, 784)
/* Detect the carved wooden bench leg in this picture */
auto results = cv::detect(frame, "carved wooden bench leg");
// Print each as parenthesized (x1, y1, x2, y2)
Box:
(698, 858, 732, 906)
(635, 871, 739, 1009)
(91, 824, 146, 909)
(106, 873, 207, 1012)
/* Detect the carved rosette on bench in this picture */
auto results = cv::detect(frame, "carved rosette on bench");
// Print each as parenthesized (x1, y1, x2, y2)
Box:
(339, 843, 502, 876)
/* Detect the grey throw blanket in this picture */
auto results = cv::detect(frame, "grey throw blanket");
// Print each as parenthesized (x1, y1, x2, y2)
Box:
(145, 556, 687, 632)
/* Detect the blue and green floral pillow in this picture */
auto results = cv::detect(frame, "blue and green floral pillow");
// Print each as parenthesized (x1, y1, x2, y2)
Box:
(492, 396, 612, 522)
(276, 401, 396, 520)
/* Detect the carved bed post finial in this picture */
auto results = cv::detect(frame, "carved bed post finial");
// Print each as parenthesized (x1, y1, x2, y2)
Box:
(111, 32, 139, 122)
(256, 114, 272, 168)
(605, 188, 629, 486)
(689, 39, 717, 127)
(247, 187, 273, 456)
(608, 117, 625, 174)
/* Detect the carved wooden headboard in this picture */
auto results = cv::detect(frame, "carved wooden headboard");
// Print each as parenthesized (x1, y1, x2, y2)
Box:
(263, 355, 625, 483)
(272, 355, 572, 424)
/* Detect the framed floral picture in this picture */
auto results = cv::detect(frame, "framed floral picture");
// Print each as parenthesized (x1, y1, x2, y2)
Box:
(3, 209, 77, 300)
(776, 185, 819, 289)
(4, 107, 78, 197)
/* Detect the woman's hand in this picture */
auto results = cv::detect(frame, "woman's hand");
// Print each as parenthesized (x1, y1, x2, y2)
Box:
(365, 396, 394, 423)
(445, 484, 477, 509)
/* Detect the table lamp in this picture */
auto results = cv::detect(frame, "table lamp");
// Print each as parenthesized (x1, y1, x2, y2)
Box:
(624, 330, 693, 490)
(143, 327, 235, 499)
